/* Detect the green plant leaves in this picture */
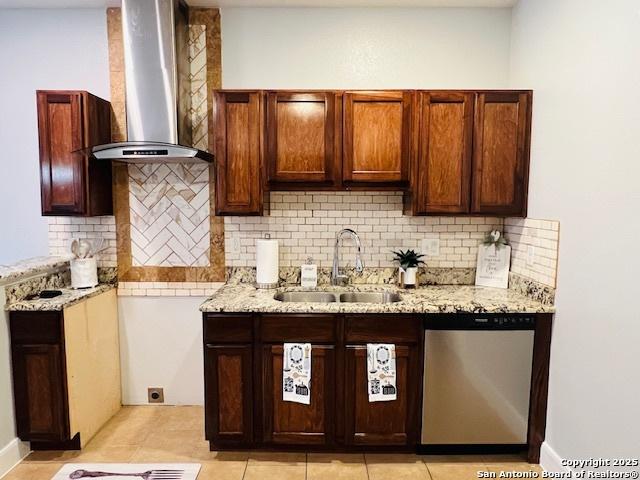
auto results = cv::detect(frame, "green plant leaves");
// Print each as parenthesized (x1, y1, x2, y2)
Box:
(391, 249, 425, 269)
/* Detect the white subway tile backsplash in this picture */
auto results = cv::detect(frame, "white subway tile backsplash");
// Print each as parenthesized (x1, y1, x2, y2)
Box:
(224, 192, 502, 269)
(504, 217, 560, 288)
(47, 216, 117, 267)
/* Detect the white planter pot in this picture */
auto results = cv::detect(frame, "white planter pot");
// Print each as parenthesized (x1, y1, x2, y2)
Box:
(400, 267, 418, 287)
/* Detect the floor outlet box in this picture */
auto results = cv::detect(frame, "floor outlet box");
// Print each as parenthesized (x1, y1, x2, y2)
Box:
(148, 387, 165, 404)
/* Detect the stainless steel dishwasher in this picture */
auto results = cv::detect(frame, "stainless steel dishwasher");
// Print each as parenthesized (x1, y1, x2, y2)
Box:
(421, 314, 535, 450)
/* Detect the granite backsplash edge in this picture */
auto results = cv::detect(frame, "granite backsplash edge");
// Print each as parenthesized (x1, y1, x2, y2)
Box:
(226, 266, 555, 306)
(5, 266, 118, 304)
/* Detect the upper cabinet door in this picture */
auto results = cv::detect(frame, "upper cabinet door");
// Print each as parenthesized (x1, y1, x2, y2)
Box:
(413, 91, 473, 214)
(38, 92, 87, 215)
(37, 91, 112, 217)
(214, 91, 264, 215)
(266, 91, 339, 187)
(343, 91, 412, 185)
(472, 91, 531, 216)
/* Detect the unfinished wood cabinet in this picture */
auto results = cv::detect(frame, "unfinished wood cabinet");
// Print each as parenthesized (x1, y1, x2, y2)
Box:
(471, 91, 531, 216)
(266, 91, 340, 188)
(37, 90, 112, 216)
(410, 91, 474, 214)
(214, 91, 264, 215)
(10, 289, 121, 450)
(343, 91, 412, 186)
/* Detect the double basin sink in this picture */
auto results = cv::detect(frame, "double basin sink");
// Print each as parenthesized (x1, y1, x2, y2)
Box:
(274, 291, 401, 304)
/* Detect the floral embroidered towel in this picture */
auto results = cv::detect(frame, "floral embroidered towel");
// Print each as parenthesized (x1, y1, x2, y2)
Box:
(283, 343, 312, 405)
(367, 343, 397, 402)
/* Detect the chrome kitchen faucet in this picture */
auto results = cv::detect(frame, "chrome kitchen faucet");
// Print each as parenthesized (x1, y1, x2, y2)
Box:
(331, 228, 365, 286)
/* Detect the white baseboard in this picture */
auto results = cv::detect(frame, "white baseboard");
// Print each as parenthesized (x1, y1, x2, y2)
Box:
(0, 437, 30, 479)
(540, 441, 570, 473)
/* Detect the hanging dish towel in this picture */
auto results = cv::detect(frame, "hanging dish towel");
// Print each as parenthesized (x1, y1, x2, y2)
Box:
(367, 343, 397, 402)
(283, 343, 312, 405)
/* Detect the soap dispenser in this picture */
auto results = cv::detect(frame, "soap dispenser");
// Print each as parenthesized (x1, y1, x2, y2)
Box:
(301, 257, 318, 288)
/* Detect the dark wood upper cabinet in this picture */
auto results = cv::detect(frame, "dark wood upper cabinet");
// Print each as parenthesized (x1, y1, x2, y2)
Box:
(214, 91, 264, 215)
(211, 89, 532, 215)
(411, 91, 474, 215)
(471, 91, 531, 216)
(37, 90, 112, 216)
(262, 344, 335, 446)
(343, 91, 412, 186)
(266, 91, 340, 188)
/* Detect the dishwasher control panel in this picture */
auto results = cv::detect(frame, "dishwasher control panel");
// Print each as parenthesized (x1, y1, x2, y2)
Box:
(424, 313, 537, 330)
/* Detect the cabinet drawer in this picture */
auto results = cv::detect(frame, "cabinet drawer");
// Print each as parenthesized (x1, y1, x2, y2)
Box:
(10, 312, 63, 345)
(345, 315, 422, 344)
(204, 314, 253, 343)
(261, 315, 336, 343)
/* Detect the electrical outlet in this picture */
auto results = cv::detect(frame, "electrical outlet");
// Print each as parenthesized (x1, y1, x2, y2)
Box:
(421, 238, 440, 257)
(526, 245, 536, 266)
(232, 235, 241, 254)
(148, 387, 164, 404)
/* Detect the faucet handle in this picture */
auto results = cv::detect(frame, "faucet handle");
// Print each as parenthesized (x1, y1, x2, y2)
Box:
(355, 257, 364, 273)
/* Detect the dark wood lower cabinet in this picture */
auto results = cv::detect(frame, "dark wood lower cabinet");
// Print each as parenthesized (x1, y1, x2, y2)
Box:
(203, 312, 550, 460)
(204, 344, 253, 446)
(12, 344, 68, 442)
(344, 345, 420, 446)
(263, 345, 335, 445)
(203, 313, 423, 451)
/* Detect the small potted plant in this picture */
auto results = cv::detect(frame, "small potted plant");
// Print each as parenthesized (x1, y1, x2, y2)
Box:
(391, 249, 425, 288)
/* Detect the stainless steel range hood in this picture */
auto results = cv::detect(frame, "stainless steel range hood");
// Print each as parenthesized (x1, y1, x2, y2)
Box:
(91, 0, 213, 163)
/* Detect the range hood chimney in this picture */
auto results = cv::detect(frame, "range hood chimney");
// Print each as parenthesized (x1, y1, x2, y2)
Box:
(91, 0, 213, 163)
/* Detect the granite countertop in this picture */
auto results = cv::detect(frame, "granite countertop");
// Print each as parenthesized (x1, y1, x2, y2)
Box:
(199, 283, 555, 314)
(6, 284, 114, 312)
(0, 256, 72, 286)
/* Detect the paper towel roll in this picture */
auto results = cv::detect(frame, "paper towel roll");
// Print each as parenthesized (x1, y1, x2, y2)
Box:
(256, 239, 279, 288)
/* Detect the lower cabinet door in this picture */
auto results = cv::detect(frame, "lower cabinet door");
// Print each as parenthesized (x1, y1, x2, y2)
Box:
(263, 344, 335, 445)
(344, 344, 420, 446)
(11, 344, 68, 442)
(204, 345, 253, 446)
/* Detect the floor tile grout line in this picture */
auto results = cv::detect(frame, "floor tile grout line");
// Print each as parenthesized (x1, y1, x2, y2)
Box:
(241, 459, 248, 480)
(364, 453, 370, 480)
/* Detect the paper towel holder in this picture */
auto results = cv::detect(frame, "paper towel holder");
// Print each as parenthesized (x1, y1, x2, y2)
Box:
(256, 233, 279, 290)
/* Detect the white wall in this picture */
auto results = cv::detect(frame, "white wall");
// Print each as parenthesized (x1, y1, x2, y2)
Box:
(0, 286, 30, 477)
(117, 297, 207, 405)
(221, 7, 512, 89)
(0, 9, 110, 265)
(510, 0, 640, 468)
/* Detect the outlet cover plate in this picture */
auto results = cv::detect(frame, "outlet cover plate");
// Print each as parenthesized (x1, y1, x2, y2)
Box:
(422, 238, 440, 257)
(148, 387, 164, 404)
(526, 245, 536, 266)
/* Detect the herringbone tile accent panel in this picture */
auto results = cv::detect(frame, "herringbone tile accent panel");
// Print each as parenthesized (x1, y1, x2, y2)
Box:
(189, 24, 208, 152)
(129, 164, 210, 267)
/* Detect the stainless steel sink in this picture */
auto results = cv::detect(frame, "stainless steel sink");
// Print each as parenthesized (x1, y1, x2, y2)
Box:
(273, 291, 401, 304)
(273, 292, 338, 303)
(339, 292, 402, 303)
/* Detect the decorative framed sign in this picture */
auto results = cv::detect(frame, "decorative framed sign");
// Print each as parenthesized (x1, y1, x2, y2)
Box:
(475, 230, 511, 289)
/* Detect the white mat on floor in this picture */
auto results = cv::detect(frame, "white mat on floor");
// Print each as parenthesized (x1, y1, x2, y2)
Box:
(52, 463, 201, 480)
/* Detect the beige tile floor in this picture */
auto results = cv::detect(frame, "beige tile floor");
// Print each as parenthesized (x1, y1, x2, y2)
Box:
(4, 406, 542, 480)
